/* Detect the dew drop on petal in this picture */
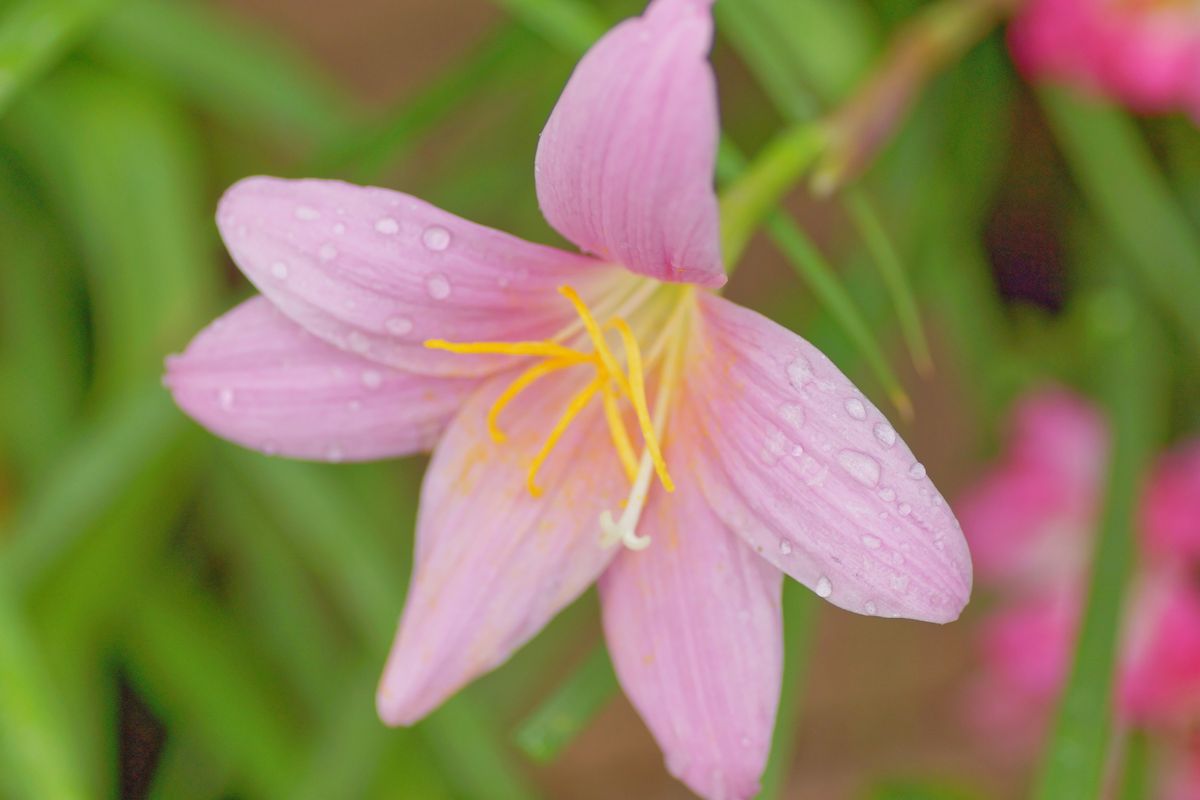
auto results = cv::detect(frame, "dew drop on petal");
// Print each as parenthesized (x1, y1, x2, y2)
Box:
(761, 427, 789, 464)
(862, 535, 881, 549)
(816, 576, 833, 598)
(218, 388, 235, 411)
(844, 397, 867, 420)
(864, 600, 878, 616)
(347, 331, 370, 353)
(779, 540, 793, 556)
(908, 461, 927, 479)
(295, 205, 319, 220)
(426, 273, 451, 300)
(318, 244, 338, 262)
(786, 356, 813, 390)
(874, 423, 897, 447)
(361, 370, 382, 389)
(838, 449, 881, 487)
(898, 503, 912, 517)
(385, 316, 413, 336)
(375, 217, 399, 235)
(270, 261, 289, 280)
(333, 222, 346, 235)
(879, 487, 896, 502)
(422, 225, 451, 251)
(778, 403, 805, 430)
(347, 400, 361, 412)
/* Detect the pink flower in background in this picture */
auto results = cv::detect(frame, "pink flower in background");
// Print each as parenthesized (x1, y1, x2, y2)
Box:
(165, 0, 972, 796)
(960, 387, 1200, 793)
(1009, 0, 1200, 121)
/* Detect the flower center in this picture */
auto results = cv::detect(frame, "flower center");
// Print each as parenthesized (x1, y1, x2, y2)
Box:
(425, 282, 693, 549)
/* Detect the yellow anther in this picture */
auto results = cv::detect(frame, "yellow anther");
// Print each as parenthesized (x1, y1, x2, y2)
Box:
(601, 382, 639, 482)
(609, 317, 674, 493)
(558, 286, 632, 398)
(425, 338, 589, 362)
(528, 375, 604, 497)
(488, 357, 582, 443)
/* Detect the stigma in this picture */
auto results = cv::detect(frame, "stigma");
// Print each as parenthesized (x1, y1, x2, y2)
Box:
(425, 282, 693, 549)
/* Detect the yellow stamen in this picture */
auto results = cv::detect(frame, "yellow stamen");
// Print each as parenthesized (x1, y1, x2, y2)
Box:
(424, 339, 589, 362)
(601, 382, 639, 482)
(609, 317, 674, 493)
(527, 375, 604, 497)
(558, 286, 632, 398)
(487, 357, 581, 443)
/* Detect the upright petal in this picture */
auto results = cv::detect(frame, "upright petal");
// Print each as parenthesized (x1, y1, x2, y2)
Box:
(685, 293, 972, 623)
(600, 409, 783, 800)
(535, 0, 723, 288)
(217, 176, 622, 376)
(1119, 574, 1200, 730)
(165, 297, 478, 461)
(377, 367, 628, 724)
(1141, 441, 1200, 564)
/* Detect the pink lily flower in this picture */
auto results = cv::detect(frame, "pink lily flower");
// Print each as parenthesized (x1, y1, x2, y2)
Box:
(165, 0, 972, 795)
(959, 388, 1200, 793)
(1009, 0, 1200, 121)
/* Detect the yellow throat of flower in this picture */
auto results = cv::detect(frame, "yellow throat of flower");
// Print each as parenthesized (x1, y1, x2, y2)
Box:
(425, 281, 694, 550)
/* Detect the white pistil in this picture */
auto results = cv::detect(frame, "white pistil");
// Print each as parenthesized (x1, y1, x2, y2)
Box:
(598, 299, 690, 551)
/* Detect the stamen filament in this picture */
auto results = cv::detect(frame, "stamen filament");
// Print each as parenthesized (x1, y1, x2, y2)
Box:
(609, 317, 674, 493)
(527, 375, 604, 497)
(601, 382, 639, 481)
(424, 339, 589, 361)
(488, 357, 582, 443)
(558, 286, 632, 398)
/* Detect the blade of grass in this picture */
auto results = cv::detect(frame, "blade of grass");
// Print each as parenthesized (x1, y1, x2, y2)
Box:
(1034, 290, 1164, 799)
(1039, 87, 1200, 361)
(0, 0, 120, 116)
(514, 645, 617, 761)
(92, 0, 355, 147)
(0, 588, 89, 800)
(490, 0, 609, 54)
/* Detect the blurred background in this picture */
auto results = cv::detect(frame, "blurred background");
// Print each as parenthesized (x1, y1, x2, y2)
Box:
(1, 0, 1196, 798)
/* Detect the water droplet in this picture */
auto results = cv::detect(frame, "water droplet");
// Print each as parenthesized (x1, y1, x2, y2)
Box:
(422, 225, 451, 251)
(815, 576, 833, 598)
(779, 540, 793, 556)
(347, 331, 370, 353)
(294, 205, 319, 220)
(347, 400, 361, 412)
(864, 600, 878, 616)
(426, 273, 451, 299)
(908, 461, 927, 479)
(861, 535, 881, 549)
(890, 574, 909, 591)
(786, 356, 813, 390)
(270, 261, 289, 280)
(325, 445, 344, 463)
(838, 450, 881, 487)
(375, 217, 399, 235)
(218, 388, 235, 411)
(385, 316, 413, 336)
(778, 403, 805, 430)
(761, 428, 788, 464)
(874, 423, 897, 447)
(740, 736, 752, 749)
(801, 457, 828, 487)
(318, 244, 338, 262)
(898, 503, 912, 517)
(361, 370, 382, 389)
(879, 487, 896, 502)
(333, 222, 346, 235)
(844, 397, 867, 420)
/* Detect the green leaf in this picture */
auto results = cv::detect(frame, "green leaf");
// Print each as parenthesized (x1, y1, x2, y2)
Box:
(0, 589, 89, 800)
(0, 0, 120, 116)
(1040, 87, 1200, 361)
(92, 0, 355, 147)
(758, 586, 816, 799)
(489, 0, 607, 55)
(1034, 290, 1165, 799)
(515, 645, 617, 761)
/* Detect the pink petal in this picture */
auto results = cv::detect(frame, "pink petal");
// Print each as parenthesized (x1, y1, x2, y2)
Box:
(377, 367, 628, 724)
(1119, 574, 1200, 730)
(957, 388, 1106, 588)
(600, 408, 782, 800)
(165, 297, 478, 461)
(217, 176, 622, 376)
(1141, 440, 1200, 564)
(534, 0, 724, 288)
(686, 294, 972, 623)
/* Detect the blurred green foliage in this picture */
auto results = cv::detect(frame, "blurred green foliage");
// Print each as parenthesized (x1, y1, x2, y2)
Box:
(0, 0, 1195, 798)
